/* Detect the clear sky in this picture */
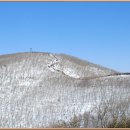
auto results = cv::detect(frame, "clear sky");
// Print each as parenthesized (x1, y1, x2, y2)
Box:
(0, 2, 130, 72)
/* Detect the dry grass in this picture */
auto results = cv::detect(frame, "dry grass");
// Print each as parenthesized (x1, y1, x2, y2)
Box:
(50, 110, 130, 128)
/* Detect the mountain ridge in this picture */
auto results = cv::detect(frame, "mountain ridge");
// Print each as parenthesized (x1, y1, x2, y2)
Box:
(0, 52, 130, 128)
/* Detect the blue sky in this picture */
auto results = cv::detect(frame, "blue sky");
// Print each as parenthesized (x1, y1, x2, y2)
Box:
(0, 2, 130, 72)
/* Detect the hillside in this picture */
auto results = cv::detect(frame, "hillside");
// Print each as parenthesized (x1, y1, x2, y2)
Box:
(0, 52, 130, 128)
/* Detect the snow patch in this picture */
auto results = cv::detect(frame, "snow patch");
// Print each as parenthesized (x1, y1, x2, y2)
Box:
(63, 68, 80, 79)
(47, 54, 80, 79)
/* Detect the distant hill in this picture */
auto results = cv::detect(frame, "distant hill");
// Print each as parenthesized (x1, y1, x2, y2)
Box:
(0, 52, 130, 128)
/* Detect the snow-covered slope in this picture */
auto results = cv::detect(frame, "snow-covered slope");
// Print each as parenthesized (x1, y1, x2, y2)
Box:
(0, 52, 129, 128)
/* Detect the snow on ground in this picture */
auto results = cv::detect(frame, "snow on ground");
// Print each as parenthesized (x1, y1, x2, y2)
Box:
(62, 67, 80, 78)
(0, 52, 130, 128)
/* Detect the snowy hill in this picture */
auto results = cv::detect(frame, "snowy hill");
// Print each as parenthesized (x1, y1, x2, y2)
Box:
(0, 52, 130, 128)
